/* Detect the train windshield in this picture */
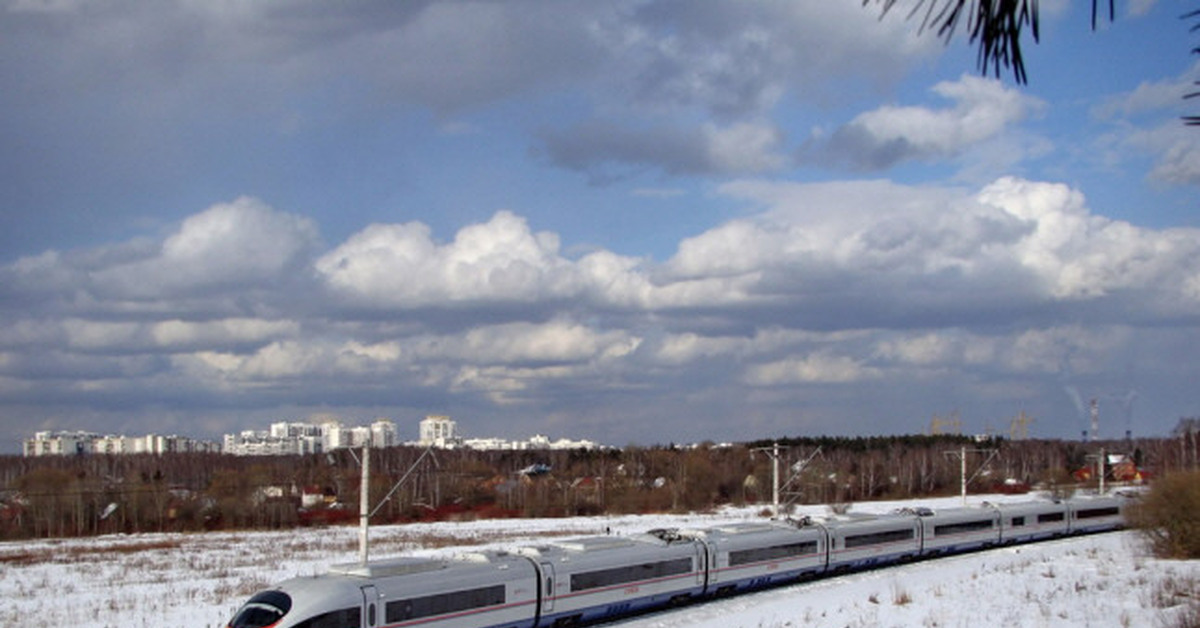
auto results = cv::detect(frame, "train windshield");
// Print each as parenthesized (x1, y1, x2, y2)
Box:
(228, 590, 292, 628)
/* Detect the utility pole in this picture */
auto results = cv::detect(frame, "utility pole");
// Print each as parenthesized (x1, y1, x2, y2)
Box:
(1086, 447, 1108, 495)
(1100, 447, 1106, 495)
(944, 446, 998, 506)
(773, 442, 780, 517)
(753, 442, 783, 517)
(359, 443, 370, 566)
(351, 443, 438, 567)
(753, 442, 825, 517)
(778, 446, 824, 512)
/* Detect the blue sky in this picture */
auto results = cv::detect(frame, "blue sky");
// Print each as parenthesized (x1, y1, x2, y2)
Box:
(2, 0, 1198, 451)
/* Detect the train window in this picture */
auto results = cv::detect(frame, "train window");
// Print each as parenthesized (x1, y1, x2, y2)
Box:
(570, 558, 693, 592)
(729, 541, 818, 567)
(843, 528, 914, 549)
(1075, 506, 1120, 519)
(228, 590, 292, 628)
(290, 607, 361, 628)
(1010, 516, 1026, 527)
(386, 584, 506, 623)
(933, 519, 993, 536)
(1037, 512, 1065, 523)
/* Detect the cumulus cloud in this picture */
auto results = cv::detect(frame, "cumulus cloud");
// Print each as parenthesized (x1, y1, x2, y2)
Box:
(977, 177, 1200, 303)
(3, 176, 1198, 443)
(0, 197, 320, 322)
(315, 209, 774, 313)
(809, 75, 1044, 170)
(709, 176, 1200, 321)
(316, 210, 580, 307)
(89, 197, 320, 299)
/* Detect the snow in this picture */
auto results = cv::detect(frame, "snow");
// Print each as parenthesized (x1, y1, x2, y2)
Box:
(0, 494, 1195, 628)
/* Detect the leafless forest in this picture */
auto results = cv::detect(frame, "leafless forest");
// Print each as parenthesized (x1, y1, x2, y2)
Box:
(2, 431, 1198, 541)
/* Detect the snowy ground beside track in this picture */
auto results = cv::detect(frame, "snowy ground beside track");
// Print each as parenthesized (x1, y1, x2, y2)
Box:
(0, 494, 1195, 628)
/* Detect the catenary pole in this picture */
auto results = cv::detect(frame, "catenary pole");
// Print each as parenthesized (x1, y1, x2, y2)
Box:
(359, 444, 369, 566)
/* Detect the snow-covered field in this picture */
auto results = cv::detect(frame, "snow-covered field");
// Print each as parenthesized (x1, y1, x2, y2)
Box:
(0, 494, 1195, 628)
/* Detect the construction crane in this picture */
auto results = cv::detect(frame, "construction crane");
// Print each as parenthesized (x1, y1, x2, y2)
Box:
(929, 411, 962, 436)
(1009, 411, 1033, 440)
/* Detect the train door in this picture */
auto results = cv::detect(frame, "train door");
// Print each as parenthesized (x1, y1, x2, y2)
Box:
(705, 541, 720, 586)
(540, 563, 556, 614)
(361, 585, 378, 628)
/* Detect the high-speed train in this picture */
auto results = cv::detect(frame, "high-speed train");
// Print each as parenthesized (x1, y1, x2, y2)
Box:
(227, 495, 1126, 628)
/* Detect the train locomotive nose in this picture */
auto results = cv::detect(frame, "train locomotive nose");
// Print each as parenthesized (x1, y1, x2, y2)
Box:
(227, 590, 292, 628)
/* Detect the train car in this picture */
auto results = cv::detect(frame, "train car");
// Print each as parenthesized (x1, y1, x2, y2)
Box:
(682, 521, 827, 595)
(515, 532, 705, 626)
(994, 500, 1070, 543)
(1067, 495, 1126, 534)
(228, 496, 1130, 628)
(227, 553, 541, 628)
(822, 513, 922, 571)
(918, 505, 1001, 555)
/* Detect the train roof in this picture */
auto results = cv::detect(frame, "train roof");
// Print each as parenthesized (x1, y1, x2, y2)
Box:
(681, 521, 796, 537)
(546, 535, 640, 552)
(328, 556, 447, 578)
(327, 550, 531, 579)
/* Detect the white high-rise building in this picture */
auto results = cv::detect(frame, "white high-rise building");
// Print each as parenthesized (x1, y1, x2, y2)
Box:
(24, 430, 219, 456)
(221, 418, 398, 456)
(371, 419, 397, 448)
(419, 415, 459, 448)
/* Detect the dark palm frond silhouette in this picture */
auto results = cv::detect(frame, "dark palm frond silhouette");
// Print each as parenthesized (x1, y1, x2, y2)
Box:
(867, 0, 1050, 84)
(1185, 7, 1200, 125)
(868, 1, 1200, 126)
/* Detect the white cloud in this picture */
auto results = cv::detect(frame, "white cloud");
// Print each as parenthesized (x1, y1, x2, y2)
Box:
(696, 177, 1032, 298)
(814, 75, 1044, 170)
(709, 176, 1200, 317)
(422, 320, 640, 365)
(702, 121, 788, 173)
(977, 177, 1200, 303)
(1120, 122, 1200, 185)
(150, 318, 299, 349)
(92, 197, 320, 297)
(875, 332, 973, 367)
(4, 174, 1198, 443)
(1090, 62, 1200, 185)
(667, 219, 782, 280)
(871, 325, 1129, 379)
(41, 316, 299, 356)
(448, 364, 580, 405)
(650, 333, 746, 366)
(744, 351, 877, 385)
(1092, 64, 1199, 119)
(317, 210, 579, 306)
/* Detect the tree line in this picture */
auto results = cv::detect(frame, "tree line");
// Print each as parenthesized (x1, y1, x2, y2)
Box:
(1, 433, 1196, 540)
